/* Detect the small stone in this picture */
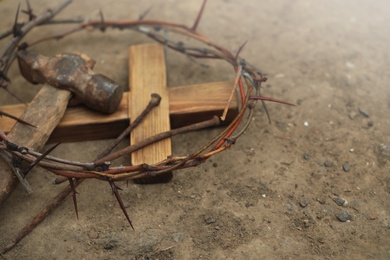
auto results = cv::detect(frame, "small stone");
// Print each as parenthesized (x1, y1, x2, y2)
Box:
(333, 197, 348, 207)
(369, 213, 378, 220)
(303, 219, 310, 228)
(299, 198, 309, 208)
(172, 233, 184, 242)
(358, 108, 370, 118)
(205, 216, 217, 224)
(316, 158, 325, 164)
(374, 143, 390, 165)
(324, 161, 334, 167)
(349, 111, 357, 120)
(287, 201, 296, 211)
(342, 163, 350, 172)
(351, 200, 360, 209)
(212, 162, 218, 167)
(336, 211, 352, 222)
(88, 231, 99, 239)
(104, 242, 116, 250)
(246, 148, 255, 156)
(214, 226, 220, 230)
(303, 153, 310, 160)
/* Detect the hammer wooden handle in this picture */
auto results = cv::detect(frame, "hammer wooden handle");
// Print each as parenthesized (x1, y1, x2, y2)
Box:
(0, 85, 71, 205)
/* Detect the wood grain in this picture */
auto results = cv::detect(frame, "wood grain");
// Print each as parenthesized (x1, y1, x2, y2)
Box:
(128, 44, 171, 165)
(0, 85, 71, 204)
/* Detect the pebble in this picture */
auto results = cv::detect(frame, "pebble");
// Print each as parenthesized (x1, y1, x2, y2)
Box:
(324, 161, 334, 167)
(316, 166, 325, 173)
(172, 232, 184, 242)
(287, 201, 296, 211)
(369, 213, 378, 220)
(358, 108, 370, 118)
(333, 197, 348, 207)
(88, 231, 99, 239)
(336, 211, 352, 222)
(103, 240, 117, 250)
(316, 158, 325, 164)
(303, 219, 310, 228)
(375, 143, 390, 164)
(303, 153, 310, 160)
(351, 200, 360, 209)
(299, 198, 309, 208)
(342, 163, 350, 172)
(349, 111, 357, 120)
(205, 215, 217, 224)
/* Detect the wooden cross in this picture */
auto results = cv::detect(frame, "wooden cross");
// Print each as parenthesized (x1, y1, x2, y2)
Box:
(0, 43, 238, 168)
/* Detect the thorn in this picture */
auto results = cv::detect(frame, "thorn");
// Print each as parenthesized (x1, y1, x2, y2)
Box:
(13, 4, 23, 37)
(262, 100, 271, 124)
(24, 143, 61, 175)
(139, 6, 153, 20)
(191, 0, 207, 32)
(0, 110, 36, 128)
(221, 66, 242, 121)
(108, 178, 134, 230)
(234, 40, 248, 60)
(249, 95, 295, 125)
(0, 85, 27, 104)
(22, 0, 35, 21)
(14, 3, 20, 27)
(68, 178, 79, 219)
(99, 9, 106, 32)
(249, 95, 296, 106)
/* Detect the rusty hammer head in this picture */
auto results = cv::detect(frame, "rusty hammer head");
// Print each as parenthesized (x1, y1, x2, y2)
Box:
(17, 50, 123, 114)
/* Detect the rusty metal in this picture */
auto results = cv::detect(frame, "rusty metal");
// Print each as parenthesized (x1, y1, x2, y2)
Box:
(17, 50, 123, 114)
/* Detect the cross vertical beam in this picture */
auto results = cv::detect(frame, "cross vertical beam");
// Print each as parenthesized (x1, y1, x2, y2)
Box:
(129, 44, 172, 172)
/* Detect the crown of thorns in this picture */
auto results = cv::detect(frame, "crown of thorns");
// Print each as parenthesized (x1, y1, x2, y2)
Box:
(0, 0, 294, 230)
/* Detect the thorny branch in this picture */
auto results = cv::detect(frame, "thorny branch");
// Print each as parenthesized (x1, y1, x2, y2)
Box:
(0, 0, 72, 103)
(0, 0, 294, 253)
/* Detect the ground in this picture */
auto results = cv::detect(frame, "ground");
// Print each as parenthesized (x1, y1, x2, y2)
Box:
(0, 0, 389, 259)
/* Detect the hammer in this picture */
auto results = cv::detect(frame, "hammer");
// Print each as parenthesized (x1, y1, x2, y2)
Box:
(0, 51, 123, 205)
(17, 51, 123, 114)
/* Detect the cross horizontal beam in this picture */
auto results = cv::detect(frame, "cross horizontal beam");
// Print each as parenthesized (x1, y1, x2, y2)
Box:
(0, 81, 238, 143)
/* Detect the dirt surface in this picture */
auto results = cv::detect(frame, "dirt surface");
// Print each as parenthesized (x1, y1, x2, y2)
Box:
(1, 0, 390, 259)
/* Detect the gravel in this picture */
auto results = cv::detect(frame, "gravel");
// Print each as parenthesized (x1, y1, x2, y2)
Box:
(205, 215, 217, 224)
(358, 108, 370, 118)
(336, 211, 352, 222)
(324, 161, 334, 167)
(299, 198, 309, 208)
(333, 197, 348, 207)
(342, 163, 350, 172)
